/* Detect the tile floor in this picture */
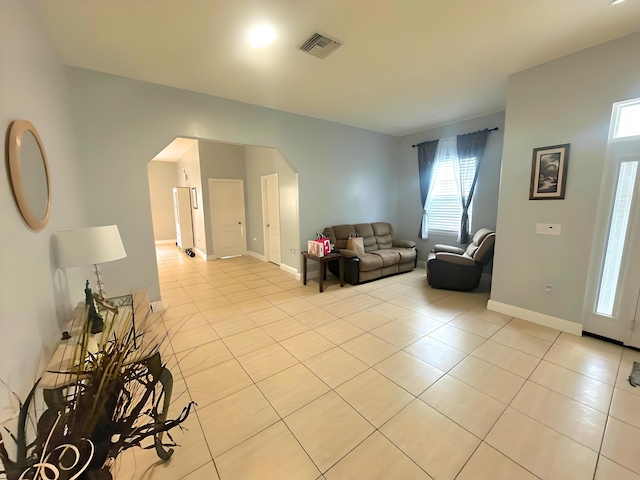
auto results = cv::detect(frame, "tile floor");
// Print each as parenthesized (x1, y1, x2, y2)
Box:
(115, 245, 640, 480)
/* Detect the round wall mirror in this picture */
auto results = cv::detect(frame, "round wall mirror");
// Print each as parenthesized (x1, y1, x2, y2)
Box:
(7, 120, 52, 231)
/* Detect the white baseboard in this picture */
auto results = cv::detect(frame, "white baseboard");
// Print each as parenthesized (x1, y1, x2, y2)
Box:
(280, 263, 300, 280)
(154, 239, 177, 245)
(417, 259, 426, 269)
(487, 299, 582, 336)
(150, 301, 165, 312)
(194, 247, 216, 261)
(248, 251, 266, 262)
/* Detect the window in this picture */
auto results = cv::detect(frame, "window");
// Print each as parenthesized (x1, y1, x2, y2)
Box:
(426, 156, 475, 233)
(612, 99, 640, 139)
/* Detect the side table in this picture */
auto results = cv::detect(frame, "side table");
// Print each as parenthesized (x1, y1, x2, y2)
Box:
(302, 251, 344, 293)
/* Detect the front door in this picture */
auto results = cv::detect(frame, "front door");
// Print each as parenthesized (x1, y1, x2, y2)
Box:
(262, 174, 281, 265)
(209, 178, 247, 258)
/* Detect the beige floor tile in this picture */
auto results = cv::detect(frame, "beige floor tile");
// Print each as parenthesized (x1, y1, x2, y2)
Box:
(404, 336, 467, 372)
(210, 315, 257, 338)
(472, 340, 540, 378)
(510, 381, 607, 451)
(280, 330, 335, 361)
(530, 361, 613, 413)
(449, 355, 525, 404)
(601, 417, 640, 475)
(543, 343, 620, 385)
(260, 317, 309, 341)
(115, 415, 212, 480)
(464, 305, 512, 326)
(315, 319, 366, 344)
(486, 408, 597, 480)
(324, 432, 432, 480)
(415, 303, 462, 322)
(394, 311, 445, 334)
(258, 363, 330, 417)
(294, 308, 338, 329)
(342, 310, 391, 331)
(448, 314, 503, 338)
(170, 324, 220, 353)
(236, 343, 299, 382)
(554, 332, 623, 364)
(370, 321, 424, 348)
(615, 348, 640, 397)
(184, 359, 252, 408)
(175, 340, 234, 378)
(365, 302, 411, 320)
(163, 302, 201, 320)
(374, 350, 444, 396)
(197, 385, 279, 457)
(284, 391, 375, 473)
(222, 327, 275, 357)
(505, 317, 561, 342)
(456, 442, 539, 480)
(235, 298, 277, 315)
(180, 462, 220, 480)
(388, 294, 430, 312)
(595, 456, 640, 480)
(420, 375, 506, 438)
(611, 387, 640, 429)
(246, 305, 290, 326)
(215, 421, 320, 480)
(335, 369, 414, 428)
(341, 333, 399, 366)
(490, 328, 552, 358)
(164, 312, 210, 334)
(380, 399, 480, 480)
(304, 347, 368, 388)
(428, 324, 486, 353)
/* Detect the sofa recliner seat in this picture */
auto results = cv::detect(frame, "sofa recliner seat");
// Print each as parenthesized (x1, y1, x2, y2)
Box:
(323, 222, 417, 285)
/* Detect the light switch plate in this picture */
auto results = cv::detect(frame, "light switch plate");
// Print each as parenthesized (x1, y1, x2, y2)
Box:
(536, 223, 561, 235)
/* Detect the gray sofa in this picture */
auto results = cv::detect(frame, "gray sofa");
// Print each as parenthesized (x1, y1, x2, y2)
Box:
(323, 222, 417, 285)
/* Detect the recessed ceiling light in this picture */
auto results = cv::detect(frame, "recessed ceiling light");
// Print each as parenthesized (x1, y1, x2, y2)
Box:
(249, 25, 276, 48)
(609, 0, 626, 5)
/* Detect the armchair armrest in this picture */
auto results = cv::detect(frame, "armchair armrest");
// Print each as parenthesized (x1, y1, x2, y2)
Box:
(434, 252, 476, 266)
(433, 244, 465, 255)
(393, 240, 416, 248)
(339, 249, 360, 259)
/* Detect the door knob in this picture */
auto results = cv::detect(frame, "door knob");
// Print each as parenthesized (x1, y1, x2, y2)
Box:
(267, 224, 271, 227)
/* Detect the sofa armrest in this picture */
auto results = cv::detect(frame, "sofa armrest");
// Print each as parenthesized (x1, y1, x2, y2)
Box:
(393, 240, 416, 248)
(433, 244, 465, 255)
(434, 252, 476, 266)
(339, 249, 359, 259)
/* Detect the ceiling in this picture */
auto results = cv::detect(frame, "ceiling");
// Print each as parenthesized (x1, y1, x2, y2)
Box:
(32, 0, 640, 137)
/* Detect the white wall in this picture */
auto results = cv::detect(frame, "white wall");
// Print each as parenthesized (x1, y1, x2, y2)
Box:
(491, 32, 640, 327)
(0, 1, 87, 422)
(396, 112, 506, 262)
(245, 146, 300, 270)
(63, 67, 398, 301)
(147, 161, 178, 242)
(175, 144, 203, 253)
(197, 140, 247, 257)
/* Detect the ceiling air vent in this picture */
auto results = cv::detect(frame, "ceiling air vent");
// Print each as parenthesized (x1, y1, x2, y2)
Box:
(297, 32, 343, 59)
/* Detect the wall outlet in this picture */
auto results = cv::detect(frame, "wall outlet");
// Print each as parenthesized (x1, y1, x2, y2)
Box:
(253, 237, 257, 243)
(544, 284, 553, 295)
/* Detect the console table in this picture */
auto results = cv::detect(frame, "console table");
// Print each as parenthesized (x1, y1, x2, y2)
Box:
(302, 251, 344, 293)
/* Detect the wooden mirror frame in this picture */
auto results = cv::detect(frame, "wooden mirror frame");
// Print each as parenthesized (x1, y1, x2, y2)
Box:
(7, 120, 52, 231)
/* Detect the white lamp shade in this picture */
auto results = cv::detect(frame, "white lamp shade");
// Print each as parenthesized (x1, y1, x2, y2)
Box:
(55, 225, 127, 267)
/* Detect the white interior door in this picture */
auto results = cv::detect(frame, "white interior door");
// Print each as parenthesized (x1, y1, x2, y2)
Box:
(262, 174, 281, 265)
(209, 178, 247, 258)
(583, 99, 640, 347)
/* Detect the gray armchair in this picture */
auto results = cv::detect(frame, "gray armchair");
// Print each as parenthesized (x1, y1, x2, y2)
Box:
(426, 228, 496, 291)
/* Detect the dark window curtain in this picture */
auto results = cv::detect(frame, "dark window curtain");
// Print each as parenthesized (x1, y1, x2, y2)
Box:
(455, 129, 490, 243)
(417, 140, 439, 239)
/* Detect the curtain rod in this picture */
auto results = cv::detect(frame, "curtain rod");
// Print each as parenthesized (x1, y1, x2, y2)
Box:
(411, 127, 499, 148)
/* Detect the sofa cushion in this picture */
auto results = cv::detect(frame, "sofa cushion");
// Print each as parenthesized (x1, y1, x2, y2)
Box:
(358, 253, 384, 272)
(354, 224, 378, 252)
(373, 249, 400, 267)
(332, 224, 356, 249)
(394, 247, 417, 264)
(372, 222, 394, 249)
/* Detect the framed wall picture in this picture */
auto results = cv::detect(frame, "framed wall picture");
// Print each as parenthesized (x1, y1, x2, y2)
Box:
(191, 187, 198, 209)
(529, 143, 570, 200)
